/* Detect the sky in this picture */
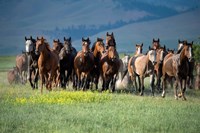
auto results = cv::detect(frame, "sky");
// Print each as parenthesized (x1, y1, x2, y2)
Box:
(0, 0, 200, 55)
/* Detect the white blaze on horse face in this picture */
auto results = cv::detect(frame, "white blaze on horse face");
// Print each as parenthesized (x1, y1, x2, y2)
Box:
(137, 47, 141, 55)
(178, 43, 183, 51)
(149, 50, 156, 64)
(189, 47, 192, 59)
(25, 40, 33, 52)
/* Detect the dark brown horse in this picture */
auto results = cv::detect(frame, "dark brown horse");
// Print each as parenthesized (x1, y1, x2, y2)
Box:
(100, 45, 120, 92)
(35, 37, 59, 93)
(25, 36, 39, 89)
(74, 37, 94, 90)
(58, 37, 77, 88)
(91, 37, 106, 90)
(162, 42, 193, 100)
(154, 45, 167, 91)
(177, 40, 194, 89)
(52, 39, 64, 54)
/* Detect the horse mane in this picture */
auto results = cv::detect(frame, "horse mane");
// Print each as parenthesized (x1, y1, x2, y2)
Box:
(91, 42, 96, 52)
(177, 45, 183, 54)
(44, 42, 51, 51)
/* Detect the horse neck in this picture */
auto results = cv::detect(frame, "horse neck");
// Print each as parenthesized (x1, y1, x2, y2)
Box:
(179, 47, 187, 63)
(40, 44, 50, 59)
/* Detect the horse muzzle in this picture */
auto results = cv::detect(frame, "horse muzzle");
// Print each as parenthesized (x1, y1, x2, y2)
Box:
(153, 61, 157, 65)
(35, 50, 39, 55)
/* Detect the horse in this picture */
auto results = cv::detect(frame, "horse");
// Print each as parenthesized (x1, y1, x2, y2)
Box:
(15, 52, 28, 84)
(116, 54, 131, 89)
(124, 46, 157, 96)
(91, 37, 105, 90)
(58, 37, 77, 88)
(100, 45, 121, 92)
(25, 36, 39, 89)
(7, 67, 20, 84)
(152, 38, 160, 50)
(161, 42, 193, 100)
(35, 37, 59, 93)
(177, 40, 194, 89)
(74, 37, 94, 90)
(154, 45, 168, 92)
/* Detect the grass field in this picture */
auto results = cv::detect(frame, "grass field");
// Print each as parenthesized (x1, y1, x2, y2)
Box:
(1, 56, 200, 133)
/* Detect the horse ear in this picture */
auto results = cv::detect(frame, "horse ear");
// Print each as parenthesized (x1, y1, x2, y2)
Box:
(37, 37, 39, 40)
(178, 39, 180, 43)
(41, 36, 44, 40)
(25, 36, 27, 41)
(64, 37, 66, 41)
(69, 37, 71, 41)
(106, 32, 109, 36)
(58, 39, 60, 42)
(158, 38, 160, 42)
(164, 45, 166, 50)
(30, 36, 32, 40)
(111, 32, 114, 36)
(82, 37, 84, 41)
(141, 43, 143, 47)
(191, 41, 193, 45)
(149, 46, 151, 50)
(153, 38, 155, 42)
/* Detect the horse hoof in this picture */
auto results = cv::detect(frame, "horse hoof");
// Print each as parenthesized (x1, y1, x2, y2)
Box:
(161, 94, 165, 98)
(178, 93, 182, 98)
(175, 96, 178, 100)
(140, 93, 143, 96)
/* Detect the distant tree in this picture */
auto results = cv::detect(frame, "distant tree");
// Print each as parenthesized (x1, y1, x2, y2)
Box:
(193, 44, 200, 63)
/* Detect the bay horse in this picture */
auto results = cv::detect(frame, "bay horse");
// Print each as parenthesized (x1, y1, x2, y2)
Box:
(52, 39, 64, 54)
(162, 42, 193, 100)
(154, 45, 167, 92)
(124, 46, 157, 96)
(100, 45, 120, 92)
(58, 37, 77, 88)
(91, 37, 105, 90)
(74, 37, 94, 90)
(177, 40, 194, 89)
(35, 37, 59, 93)
(25, 36, 39, 89)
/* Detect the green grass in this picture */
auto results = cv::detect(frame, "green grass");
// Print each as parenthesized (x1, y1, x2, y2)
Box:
(0, 56, 16, 71)
(1, 56, 200, 133)
(1, 70, 200, 133)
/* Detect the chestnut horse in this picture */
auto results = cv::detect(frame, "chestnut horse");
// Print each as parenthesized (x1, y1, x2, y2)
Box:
(35, 37, 59, 93)
(162, 42, 193, 100)
(74, 37, 94, 90)
(124, 47, 157, 96)
(91, 37, 105, 90)
(25, 36, 39, 89)
(52, 39, 64, 54)
(100, 46, 120, 92)
(59, 37, 77, 88)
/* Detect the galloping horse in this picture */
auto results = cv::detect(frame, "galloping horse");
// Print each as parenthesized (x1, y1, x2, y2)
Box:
(177, 40, 194, 89)
(125, 47, 157, 96)
(100, 45, 120, 92)
(35, 37, 59, 93)
(59, 37, 77, 88)
(162, 42, 193, 100)
(154, 45, 167, 91)
(74, 37, 94, 90)
(25, 36, 39, 89)
(91, 37, 105, 90)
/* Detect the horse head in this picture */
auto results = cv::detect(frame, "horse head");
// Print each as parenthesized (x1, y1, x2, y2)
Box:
(107, 46, 118, 62)
(106, 32, 116, 48)
(135, 43, 143, 55)
(25, 36, 36, 53)
(158, 45, 167, 63)
(167, 48, 175, 54)
(184, 41, 193, 62)
(177, 40, 187, 53)
(93, 37, 105, 54)
(64, 37, 72, 49)
(35, 37, 47, 55)
(53, 39, 63, 53)
(152, 38, 160, 50)
(148, 46, 157, 65)
(82, 37, 91, 57)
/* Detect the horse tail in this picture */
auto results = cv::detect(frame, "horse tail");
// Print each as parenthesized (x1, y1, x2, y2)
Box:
(121, 68, 128, 82)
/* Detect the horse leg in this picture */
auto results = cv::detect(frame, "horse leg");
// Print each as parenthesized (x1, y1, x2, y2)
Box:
(60, 68, 66, 89)
(150, 74, 155, 96)
(139, 76, 144, 96)
(161, 74, 166, 98)
(28, 68, 34, 89)
(174, 78, 179, 100)
(34, 68, 39, 89)
(111, 74, 117, 92)
(182, 79, 187, 100)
